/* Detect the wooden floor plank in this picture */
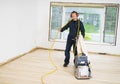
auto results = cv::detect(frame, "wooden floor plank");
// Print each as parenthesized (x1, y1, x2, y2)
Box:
(0, 49, 120, 84)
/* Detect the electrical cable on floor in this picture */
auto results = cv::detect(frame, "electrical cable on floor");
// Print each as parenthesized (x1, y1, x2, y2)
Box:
(40, 31, 59, 84)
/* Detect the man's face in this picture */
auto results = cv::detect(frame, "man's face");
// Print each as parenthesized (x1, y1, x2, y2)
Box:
(71, 13, 78, 21)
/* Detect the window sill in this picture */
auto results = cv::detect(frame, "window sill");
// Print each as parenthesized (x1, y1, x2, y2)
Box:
(49, 39, 115, 46)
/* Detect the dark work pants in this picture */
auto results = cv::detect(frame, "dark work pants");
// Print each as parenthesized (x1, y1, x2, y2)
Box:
(64, 37, 77, 64)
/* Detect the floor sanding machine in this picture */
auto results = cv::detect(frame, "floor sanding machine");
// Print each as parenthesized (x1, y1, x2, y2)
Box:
(74, 35, 92, 79)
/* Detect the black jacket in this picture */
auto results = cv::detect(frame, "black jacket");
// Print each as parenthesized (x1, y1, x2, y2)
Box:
(60, 20, 85, 39)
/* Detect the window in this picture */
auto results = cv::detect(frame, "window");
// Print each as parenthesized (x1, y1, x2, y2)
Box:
(49, 2, 119, 45)
(104, 7, 118, 44)
(50, 6, 62, 39)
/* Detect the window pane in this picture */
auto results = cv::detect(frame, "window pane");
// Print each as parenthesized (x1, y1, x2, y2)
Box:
(50, 6, 62, 39)
(62, 7, 104, 42)
(49, 3, 118, 45)
(104, 7, 118, 44)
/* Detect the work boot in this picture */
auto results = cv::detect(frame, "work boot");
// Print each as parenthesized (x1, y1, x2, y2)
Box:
(63, 63, 69, 67)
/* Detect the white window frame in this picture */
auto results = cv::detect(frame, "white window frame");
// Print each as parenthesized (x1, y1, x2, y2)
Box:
(49, 2, 119, 46)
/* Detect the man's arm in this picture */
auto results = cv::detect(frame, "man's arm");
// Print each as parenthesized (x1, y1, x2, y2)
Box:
(60, 21, 70, 32)
(80, 21, 85, 38)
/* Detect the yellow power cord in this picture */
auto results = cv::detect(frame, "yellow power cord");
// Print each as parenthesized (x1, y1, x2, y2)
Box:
(40, 20, 87, 84)
(41, 31, 59, 84)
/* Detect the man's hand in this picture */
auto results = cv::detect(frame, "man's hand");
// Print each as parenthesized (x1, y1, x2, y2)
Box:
(58, 28, 62, 32)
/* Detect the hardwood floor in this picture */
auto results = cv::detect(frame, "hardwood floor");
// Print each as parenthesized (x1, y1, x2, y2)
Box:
(0, 49, 120, 84)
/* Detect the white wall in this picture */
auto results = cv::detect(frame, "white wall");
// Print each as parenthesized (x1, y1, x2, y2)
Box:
(0, 0, 39, 63)
(0, 0, 120, 64)
(36, 0, 120, 55)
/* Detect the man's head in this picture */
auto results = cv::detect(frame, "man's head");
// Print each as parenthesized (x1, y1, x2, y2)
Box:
(70, 11, 79, 21)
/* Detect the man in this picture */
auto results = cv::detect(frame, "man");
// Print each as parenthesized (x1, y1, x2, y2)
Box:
(59, 11, 85, 67)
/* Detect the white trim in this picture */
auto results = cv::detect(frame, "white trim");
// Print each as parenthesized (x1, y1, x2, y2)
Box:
(51, 2, 119, 7)
(100, 7, 106, 43)
(49, 39, 115, 46)
(61, 6, 65, 40)
(50, 2, 119, 45)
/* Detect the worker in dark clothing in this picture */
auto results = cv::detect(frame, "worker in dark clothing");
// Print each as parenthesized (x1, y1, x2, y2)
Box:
(59, 11, 85, 67)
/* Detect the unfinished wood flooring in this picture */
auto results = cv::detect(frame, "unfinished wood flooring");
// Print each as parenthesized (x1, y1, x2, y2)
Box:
(0, 49, 120, 84)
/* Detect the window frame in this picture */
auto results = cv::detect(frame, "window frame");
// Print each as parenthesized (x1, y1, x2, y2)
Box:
(49, 2, 119, 46)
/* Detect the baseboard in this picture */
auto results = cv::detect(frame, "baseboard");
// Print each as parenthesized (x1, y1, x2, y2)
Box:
(37, 47, 120, 56)
(0, 47, 119, 66)
(0, 47, 37, 66)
